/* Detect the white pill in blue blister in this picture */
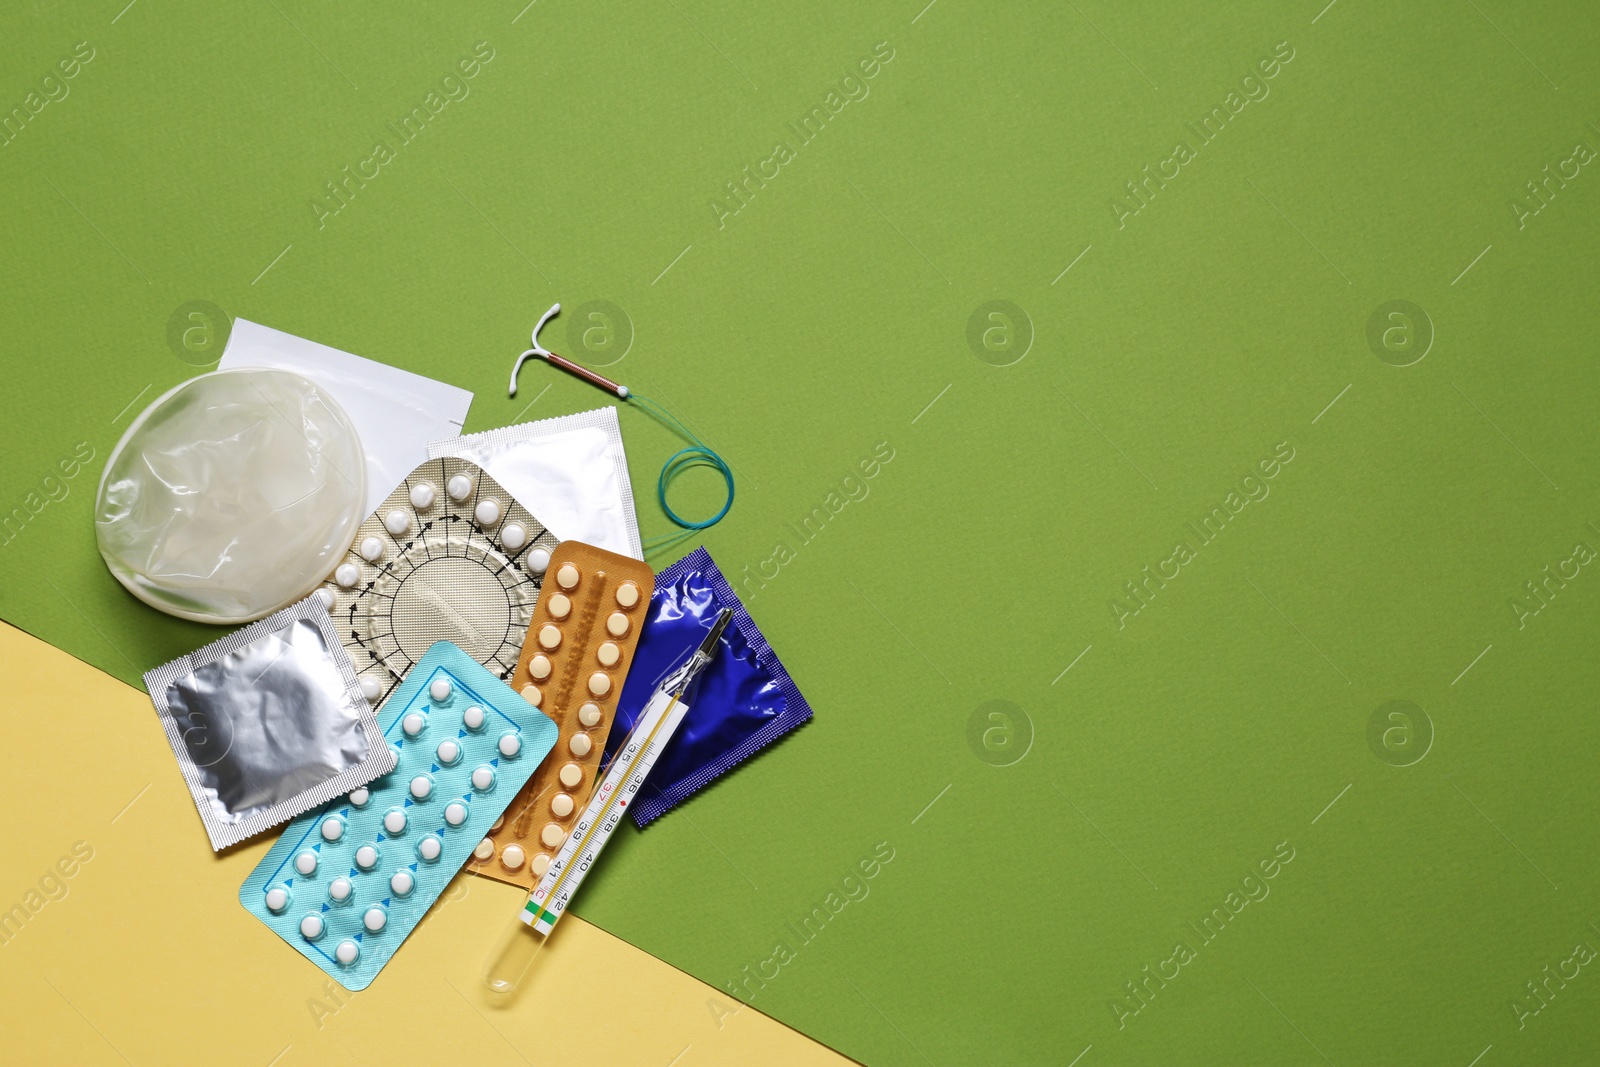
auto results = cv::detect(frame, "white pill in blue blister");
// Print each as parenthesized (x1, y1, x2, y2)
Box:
(239, 641, 561, 993)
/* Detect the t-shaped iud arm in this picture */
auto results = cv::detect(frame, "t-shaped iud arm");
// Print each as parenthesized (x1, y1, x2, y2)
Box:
(508, 303, 630, 400)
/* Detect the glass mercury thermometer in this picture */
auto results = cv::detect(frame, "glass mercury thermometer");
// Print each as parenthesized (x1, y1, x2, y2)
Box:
(484, 609, 732, 993)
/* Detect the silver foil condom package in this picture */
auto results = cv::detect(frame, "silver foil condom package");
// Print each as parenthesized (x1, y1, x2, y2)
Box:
(144, 596, 396, 850)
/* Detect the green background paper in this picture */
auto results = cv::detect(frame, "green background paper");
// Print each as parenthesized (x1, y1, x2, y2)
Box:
(4, 1, 1600, 1062)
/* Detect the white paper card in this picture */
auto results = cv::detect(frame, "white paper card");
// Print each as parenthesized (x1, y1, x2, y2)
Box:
(220, 319, 474, 515)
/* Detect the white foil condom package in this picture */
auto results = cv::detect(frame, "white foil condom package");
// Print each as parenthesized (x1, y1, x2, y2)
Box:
(96, 368, 367, 624)
(144, 596, 395, 851)
(428, 406, 642, 561)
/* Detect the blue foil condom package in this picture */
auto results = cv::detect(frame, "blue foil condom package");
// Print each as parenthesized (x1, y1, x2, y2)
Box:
(604, 547, 811, 827)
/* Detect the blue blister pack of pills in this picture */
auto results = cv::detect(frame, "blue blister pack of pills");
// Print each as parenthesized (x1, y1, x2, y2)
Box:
(241, 640, 557, 990)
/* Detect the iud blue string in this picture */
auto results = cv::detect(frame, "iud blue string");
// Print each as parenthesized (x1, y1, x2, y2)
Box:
(508, 304, 735, 554)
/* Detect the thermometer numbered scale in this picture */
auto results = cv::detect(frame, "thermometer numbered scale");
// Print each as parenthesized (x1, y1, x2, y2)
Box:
(318, 457, 562, 709)
(522, 609, 731, 935)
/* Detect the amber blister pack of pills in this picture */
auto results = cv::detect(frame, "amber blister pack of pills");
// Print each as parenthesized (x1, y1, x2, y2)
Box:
(466, 541, 653, 888)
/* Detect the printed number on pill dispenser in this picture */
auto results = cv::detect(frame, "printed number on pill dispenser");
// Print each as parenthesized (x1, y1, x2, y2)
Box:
(240, 641, 558, 990)
(466, 542, 653, 890)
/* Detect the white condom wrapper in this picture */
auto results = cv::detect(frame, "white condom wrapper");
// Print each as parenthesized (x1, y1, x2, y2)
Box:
(96, 368, 367, 624)
(428, 406, 642, 560)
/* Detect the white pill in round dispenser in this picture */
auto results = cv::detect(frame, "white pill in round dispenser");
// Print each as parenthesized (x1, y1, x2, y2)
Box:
(327, 456, 562, 711)
(467, 541, 653, 891)
(241, 641, 559, 991)
(95, 368, 366, 624)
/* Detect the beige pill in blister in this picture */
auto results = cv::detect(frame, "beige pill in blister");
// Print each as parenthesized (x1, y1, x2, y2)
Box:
(502, 844, 525, 870)
(529, 656, 552, 681)
(569, 733, 592, 757)
(521, 683, 542, 707)
(541, 824, 566, 848)
(473, 838, 494, 861)
(556, 563, 580, 589)
(538, 624, 562, 651)
(615, 581, 640, 608)
(531, 854, 552, 877)
(547, 593, 571, 619)
(588, 672, 611, 696)
(606, 612, 629, 637)
(559, 763, 582, 788)
(551, 793, 574, 817)
(578, 702, 602, 727)
(597, 641, 620, 667)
